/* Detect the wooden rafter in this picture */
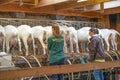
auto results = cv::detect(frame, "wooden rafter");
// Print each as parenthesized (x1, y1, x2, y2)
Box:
(12, 0, 36, 6)
(15, 0, 34, 3)
(0, 0, 16, 5)
(103, 6, 120, 15)
(54, 0, 112, 11)
(73, 1, 120, 12)
(0, 0, 118, 17)
(0, 3, 102, 18)
(36, 0, 74, 7)
(0, 4, 56, 14)
(58, 10, 103, 18)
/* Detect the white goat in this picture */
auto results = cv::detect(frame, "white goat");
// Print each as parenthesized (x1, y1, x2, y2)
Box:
(67, 27, 79, 53)
(44, 26, 52, 41)
(4, 25, 20, 53)
(17, 25, 35, 56)
(32, 26, 47, 54)
(77, 27, 91, 42)
(0, 25, 5, 51)
(77, 27, 91, 52)
(110, 29, 120, 50)
(100, 29, 120, 51)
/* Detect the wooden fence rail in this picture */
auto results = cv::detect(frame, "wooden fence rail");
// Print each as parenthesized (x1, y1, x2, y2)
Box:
(0, 60, 120, 80)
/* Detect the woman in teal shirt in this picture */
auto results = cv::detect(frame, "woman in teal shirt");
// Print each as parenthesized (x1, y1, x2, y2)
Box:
(47, 24, 65, 80)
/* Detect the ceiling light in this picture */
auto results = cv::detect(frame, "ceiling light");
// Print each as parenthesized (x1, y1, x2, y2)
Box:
(77, 0, 87, 2)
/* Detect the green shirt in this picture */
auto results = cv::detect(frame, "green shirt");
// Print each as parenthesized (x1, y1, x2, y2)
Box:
(48, 35, 65, 63)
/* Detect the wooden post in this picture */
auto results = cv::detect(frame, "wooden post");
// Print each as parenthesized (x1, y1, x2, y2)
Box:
(34, 0, 39, 6)
(116, 14, 120, 32)
(100, 2, 104, 13)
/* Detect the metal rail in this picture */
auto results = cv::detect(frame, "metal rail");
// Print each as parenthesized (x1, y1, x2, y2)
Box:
(0, 18, 105, 29)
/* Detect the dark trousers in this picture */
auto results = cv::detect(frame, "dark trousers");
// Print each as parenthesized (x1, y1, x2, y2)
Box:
(49, 58, 66, 80)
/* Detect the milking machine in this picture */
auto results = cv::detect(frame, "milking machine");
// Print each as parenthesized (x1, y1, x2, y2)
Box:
(13, 55, 50, 80)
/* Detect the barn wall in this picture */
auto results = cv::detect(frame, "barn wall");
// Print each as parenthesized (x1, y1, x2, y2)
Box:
(98, 15, 110, 28)
(116, 14, 120, 32)
(0, 12, 51, 20)
(109, 14, 117, 29)
(98, 14, 120, 32)
(0, 12, 89, 21)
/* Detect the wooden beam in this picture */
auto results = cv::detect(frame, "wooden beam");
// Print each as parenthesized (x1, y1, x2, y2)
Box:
(0, 3, 102, 18)
(103, 6, 120, 14)
(58, 10, 103, 18)
(36, 0, 72, 7)
(0, 4, 56, 14)
(81, 11, 102, 18)
(74, 1, 120, 12)
(55, 0, 111, 11)
(0, 60, 120, 80)
(0, 0, 16, 5)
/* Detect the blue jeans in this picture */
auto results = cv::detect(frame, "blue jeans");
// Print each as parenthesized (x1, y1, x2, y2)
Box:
(50, 58, 66, 80)
(93, 69, 104, 80)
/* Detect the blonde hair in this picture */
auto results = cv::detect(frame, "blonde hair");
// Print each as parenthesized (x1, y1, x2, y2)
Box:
(52, 24, 60, 38)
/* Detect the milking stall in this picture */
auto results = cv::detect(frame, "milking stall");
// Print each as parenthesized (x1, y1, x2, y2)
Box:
(0, 0, 120, 80)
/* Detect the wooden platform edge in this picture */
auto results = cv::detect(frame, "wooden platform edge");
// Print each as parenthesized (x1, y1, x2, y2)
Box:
(0, 60, 120, 80)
